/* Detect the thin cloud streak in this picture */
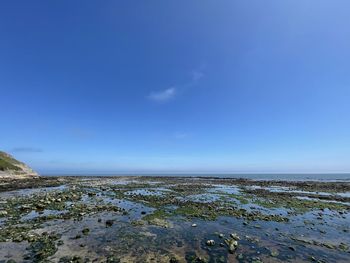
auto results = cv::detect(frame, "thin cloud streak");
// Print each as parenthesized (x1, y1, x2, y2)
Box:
(148, 87, 176, 102)
(148, 65, 205, 103)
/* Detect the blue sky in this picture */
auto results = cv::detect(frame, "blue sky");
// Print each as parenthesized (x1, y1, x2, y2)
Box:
(1, 1, 350, 174)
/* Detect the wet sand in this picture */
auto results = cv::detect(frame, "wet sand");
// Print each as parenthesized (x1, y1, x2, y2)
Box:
(0, 176, 349, 263)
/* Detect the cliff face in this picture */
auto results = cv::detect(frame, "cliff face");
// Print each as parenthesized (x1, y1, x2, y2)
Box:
(0, 151, 39, 179)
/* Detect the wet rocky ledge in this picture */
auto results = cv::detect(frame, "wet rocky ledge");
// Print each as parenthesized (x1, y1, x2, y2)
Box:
(0, 176, 349, 263)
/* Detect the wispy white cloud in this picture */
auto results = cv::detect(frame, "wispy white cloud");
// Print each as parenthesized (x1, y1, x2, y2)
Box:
(148, 87, 176, 102)
(148, 65, 205, 103)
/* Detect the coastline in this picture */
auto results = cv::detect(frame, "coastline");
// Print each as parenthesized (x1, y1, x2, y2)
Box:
(0, 176, 349, 262)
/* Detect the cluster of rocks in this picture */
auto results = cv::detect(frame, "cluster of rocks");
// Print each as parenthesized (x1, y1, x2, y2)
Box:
(206, 232, 240, 254)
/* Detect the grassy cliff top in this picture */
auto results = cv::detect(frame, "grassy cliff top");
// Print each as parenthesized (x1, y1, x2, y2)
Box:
(0, 151, 23, 171)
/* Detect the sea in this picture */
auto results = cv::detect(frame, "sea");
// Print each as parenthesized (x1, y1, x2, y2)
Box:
(44, 173, 350, 182)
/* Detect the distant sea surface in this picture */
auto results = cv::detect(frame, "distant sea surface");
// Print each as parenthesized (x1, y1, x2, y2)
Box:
(44, 173, 350, 182)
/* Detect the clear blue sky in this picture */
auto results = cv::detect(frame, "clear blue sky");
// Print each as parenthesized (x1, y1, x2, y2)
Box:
(1, 1, 350, 174)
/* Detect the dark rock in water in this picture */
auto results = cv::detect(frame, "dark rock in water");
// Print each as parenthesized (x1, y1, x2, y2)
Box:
(106, 220, 114, 227)
(36, 203, 45, 210)
(169, 257, 179, 263)
(82, 228, 90, 235)
(289, 246, 296, 251)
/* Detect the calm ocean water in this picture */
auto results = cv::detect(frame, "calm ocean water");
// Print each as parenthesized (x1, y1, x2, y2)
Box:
(45, 173, 350, 181)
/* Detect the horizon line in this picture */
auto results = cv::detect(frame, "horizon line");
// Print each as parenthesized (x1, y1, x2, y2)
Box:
(41, 171, 350, 176)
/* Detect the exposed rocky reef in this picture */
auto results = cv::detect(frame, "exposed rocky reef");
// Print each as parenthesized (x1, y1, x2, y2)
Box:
(0, 176, 349, 262)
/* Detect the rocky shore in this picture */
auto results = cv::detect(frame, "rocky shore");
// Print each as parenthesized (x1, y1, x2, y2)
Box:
(0, 176, 349, 262)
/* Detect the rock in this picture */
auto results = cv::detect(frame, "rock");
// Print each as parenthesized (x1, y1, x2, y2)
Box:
(68, 256, 83, 263)
(288, 246, 296, 251)
(251, 257, 263, 263)
(19, 204, 31, 211)
(82, 228, 90, 235)
(324, 243, 335, 249)
(230, 233, 240, 240)
(36, 203, 45, 210)
(106, 220, 114, 227)
(206, 239, 215, 246)
(149, 218, 172, 228)
(194, 257, 206, 263)
(309, 256, 317, 261)
(339, 243, 348, 251)
(270, 251, 279, 257)
(0, 210, 8, 216)
(12, 235, 23, 242)
(106, 256, 120, 263)
(225, 238, 238, 253)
